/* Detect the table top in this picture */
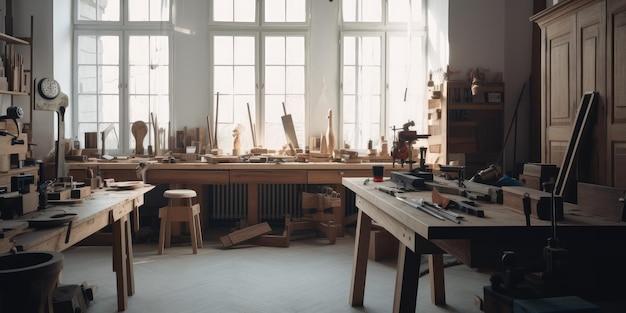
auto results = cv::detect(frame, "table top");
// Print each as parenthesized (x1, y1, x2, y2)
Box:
(12, 185, 154, 251)
(342, 177, 626, 242)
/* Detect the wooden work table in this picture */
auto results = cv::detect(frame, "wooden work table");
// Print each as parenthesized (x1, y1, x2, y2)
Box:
(343, 177, 626, 313)
(12, 185, 154, 311)
(68, 162, 398, 228)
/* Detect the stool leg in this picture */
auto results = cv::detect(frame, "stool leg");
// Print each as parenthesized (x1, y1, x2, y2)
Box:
(158, 208, 167, 255)
(188, 208, 198, 254)
(194, 212, 203, 249)
(165, 220, 172, 248)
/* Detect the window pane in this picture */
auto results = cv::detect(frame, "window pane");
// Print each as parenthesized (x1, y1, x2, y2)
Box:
(265, 0, 285, 22)
(214, 66, 234, 94)
(341, 35, 382, 149)
(234, 37, 255, 65)
(388, 0, 424, 23)
(77, 35, 97, 64)
(286, 37, 304, 65)
(99, 36, 119, 64)
(342, 0, 381, 22)
(214, 36, 234, 65)
(78, 95, 98, 122)
(77, 0, 120, 21)
(129, 0, 170, 21)
(101, 95, 120, 122)
(129, 66, 149, 94)
(265, 66, 286, 94)
(286, 66, 304, 94)
(129, 37, 149, 65)
(265, 0, 306, 23)
(100, 66, 119, 93)
(214, 0, 255, 22)
(129, 95, 150, 122)
(265, 37, 285, 65)
(78, 65, 97, 93)
(233, 66, 256, 94)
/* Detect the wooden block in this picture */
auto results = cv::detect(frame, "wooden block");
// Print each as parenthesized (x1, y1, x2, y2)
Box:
(502, 186, 563, 221)
(71, 186, 91, 199)
(522, 163, 559, 179)
(84, 132, 98, 149)
(578, 182, 625, 221)
(219, 222, 272, 248)
(48, 189, 72, 201)
(518, 174, 541, 190)
(368, 229, 398, 261)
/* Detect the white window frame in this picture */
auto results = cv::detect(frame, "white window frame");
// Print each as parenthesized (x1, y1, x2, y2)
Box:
(340, 0, 427, 150)
(208, 0, 310, 151)
(73, 0, 173, 155)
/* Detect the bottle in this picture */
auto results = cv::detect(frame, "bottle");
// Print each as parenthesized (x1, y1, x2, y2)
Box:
(73, 136, 80, 150)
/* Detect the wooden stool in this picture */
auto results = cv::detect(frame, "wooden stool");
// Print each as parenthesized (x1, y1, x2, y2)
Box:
(158, 189, 203, 254)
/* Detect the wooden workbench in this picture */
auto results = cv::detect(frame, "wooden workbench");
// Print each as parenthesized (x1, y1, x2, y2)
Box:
(68, 162, 398, 229)
(12, 185, 154, 311)
(343, 177, 626, 313)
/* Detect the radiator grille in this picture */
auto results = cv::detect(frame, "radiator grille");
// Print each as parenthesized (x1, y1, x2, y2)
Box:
(209, 184, 307, 220)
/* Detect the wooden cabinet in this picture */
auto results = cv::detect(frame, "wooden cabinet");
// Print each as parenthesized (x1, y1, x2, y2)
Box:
(532, 0, 624, 195)
(427, 80, 504, 177)
(608, 0, 626, 188)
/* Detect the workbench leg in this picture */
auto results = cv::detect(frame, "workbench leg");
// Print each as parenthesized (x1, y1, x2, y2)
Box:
(125, 216, 135, 296)
(429, 254, 446, 305)
(393, 244, 420, 313)
(113, 215, 129, 311)
(349, 209, 372, 306)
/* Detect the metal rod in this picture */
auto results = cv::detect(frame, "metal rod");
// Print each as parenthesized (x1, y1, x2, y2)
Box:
(395, 196, 446, 221)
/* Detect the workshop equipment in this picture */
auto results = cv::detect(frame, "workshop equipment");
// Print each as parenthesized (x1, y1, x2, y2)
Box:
(247, 102, 257, 148)
(34, 77, 69, 179)
(281, 102, 299, 149)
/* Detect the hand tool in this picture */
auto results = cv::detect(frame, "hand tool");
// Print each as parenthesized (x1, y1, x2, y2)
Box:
(395, 196, 447, 221)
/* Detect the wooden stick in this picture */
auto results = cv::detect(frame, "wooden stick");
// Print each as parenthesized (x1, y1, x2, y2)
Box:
(214, 92, 220, 149)
(206, 116, 213, 151)
(247, 103, 257, 147)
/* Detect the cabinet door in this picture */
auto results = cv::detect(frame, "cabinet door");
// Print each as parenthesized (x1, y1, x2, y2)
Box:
(609, 0, 626, 188)
(543, 14, 576, 167)
(577, 1, 606, 185)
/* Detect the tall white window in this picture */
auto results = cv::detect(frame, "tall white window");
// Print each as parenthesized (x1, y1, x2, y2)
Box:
(341, 0, 426, 149)
(74, 0, 171, 154)
(210, 0, 308, 153)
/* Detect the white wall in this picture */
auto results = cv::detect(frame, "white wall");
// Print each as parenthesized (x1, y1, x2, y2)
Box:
(11, 0, 533, 170)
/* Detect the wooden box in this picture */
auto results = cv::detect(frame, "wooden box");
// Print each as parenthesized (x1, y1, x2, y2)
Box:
(502, 186, 563, 221)
(368, 228, 398, 261)
(71, 186, 91, 199)
(48, 189, 72, 201)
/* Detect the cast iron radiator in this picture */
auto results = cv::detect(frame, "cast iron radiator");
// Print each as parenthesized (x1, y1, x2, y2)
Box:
(208, 184, 358, 221)
(209, 184, 307, 220)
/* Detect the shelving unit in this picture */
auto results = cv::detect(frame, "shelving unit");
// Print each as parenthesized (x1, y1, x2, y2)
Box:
(427, 80, 504, 177)
(0, 16, 33, 146)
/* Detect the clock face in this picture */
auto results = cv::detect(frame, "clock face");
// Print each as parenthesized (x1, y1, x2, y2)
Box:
(38, 78, 60, 100)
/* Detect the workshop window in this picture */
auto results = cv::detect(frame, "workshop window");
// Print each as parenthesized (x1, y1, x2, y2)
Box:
(74, 0, 171, 155)
(340, 0, 426, 150)
(209, 1, 308, 152)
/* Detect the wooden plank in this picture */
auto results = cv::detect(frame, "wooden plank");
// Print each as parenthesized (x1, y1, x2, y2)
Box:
(578, 182, 625, 221)
(502, 186, 563, 221)
(219, 222, 272, 248)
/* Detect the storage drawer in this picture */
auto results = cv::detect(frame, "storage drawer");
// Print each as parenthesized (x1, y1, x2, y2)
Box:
(146, 170, 229, 185)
